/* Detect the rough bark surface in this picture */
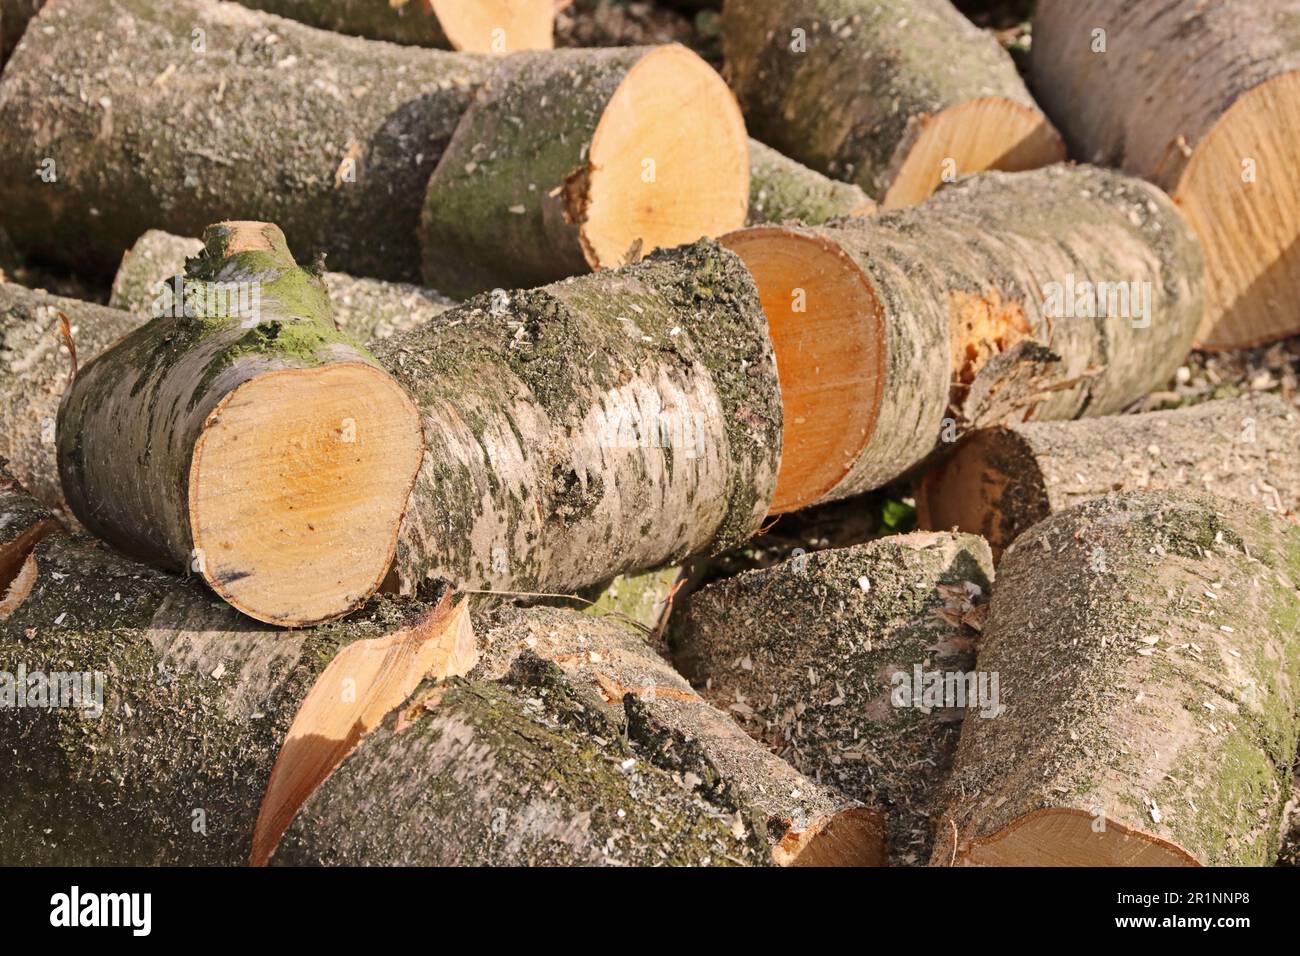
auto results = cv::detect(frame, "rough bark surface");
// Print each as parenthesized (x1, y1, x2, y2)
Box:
(0, 0, 487, 281)
(379, 240, 783, 597)
(747, 139, 875, 226)
(674, 532, 994, 864)
(918, 395, 1300, 555)
(934, 491, 1300, 866)
(110, 230, 455, 342)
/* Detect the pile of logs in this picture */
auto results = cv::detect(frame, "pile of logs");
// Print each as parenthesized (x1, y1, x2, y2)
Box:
(2, 0, 1299, 868)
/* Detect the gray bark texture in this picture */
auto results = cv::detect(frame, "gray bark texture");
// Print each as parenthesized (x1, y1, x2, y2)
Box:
(747, 139, 875, 226)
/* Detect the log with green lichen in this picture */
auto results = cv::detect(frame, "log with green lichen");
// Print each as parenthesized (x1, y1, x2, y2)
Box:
(918, 394, 1300, 558)
(57, 221, 425, 628)
(673, 531, 994, 864)
(419, 44, 749, 297)
(933, 491, 1300, 866)
(0, 0, 487, 282)
(747, 139, 875, 226)
(723, 0, 1064, 207)
(110, 230, 456, 343)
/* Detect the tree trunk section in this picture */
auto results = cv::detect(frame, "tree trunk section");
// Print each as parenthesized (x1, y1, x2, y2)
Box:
(933, 491, 1300, 866)
(918, 394, 1300, 559)
(57, 222, 425, 627)
(110, 230, 455, 343)
(1032, 0, 1300, 349)
(673, 531, 994, 864)
(419, 44, 749, 297)
(747, 139, 875, 226)
(721, 164, 1205, 513)
(0, 0, 487, 282)
(723, 0, 1064, 205)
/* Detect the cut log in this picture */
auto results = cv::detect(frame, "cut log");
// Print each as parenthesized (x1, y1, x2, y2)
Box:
(747, 139, 876, 226)
(1, 283, 147, 512)
(723, 0, 1064, 206)
(673, 532, 994, 864)
(110, 230, 455, 343)
(0, 524, 476, 865)
(918, 395, 1300, 559)
(934, 491, 1300, 866)
(0, 0, 41, 60)
(237, 0, 556, 51)
(1032, 0, 1300, 349)
(720, 164, 1205, 514)
(419, 45, 748, 297)
(0, 0, 487, 282)
(380, 237, 782, 598)
(57, 222, 425, 627)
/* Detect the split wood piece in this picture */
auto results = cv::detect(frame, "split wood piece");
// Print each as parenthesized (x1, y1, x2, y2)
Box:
(238, 0, 555, 51)
(934, 491, 1300, 866)
(0, 0, 41, 60)
(379, 238, 782, 598)
(747, 139, 876, 227)
(110, 231, 455, 343)
(57, 222, 425, 627)
(0, 528, 475, 866)
(723, 0, 1064, 207)
(673, 532, 994, 864)
(720, 164, 1205, 514)
(917, 395, 1300, 560)
(0, 283, 147, 512)
(1033, 0, 1300, 349)
(420, 44, 749, 297)
(0, 461, 58, 613)
(465, 605, 888, 865)
(0, 0, 488, 282)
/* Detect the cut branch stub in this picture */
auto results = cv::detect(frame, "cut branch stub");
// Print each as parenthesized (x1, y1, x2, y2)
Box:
(56, 221, 425, 627)
(420, 44, 749, 297)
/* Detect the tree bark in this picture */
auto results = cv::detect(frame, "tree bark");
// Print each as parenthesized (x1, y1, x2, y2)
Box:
(721, 164, 1205, 513)
(723, 0, 1063, 206)
(419, 44, 749, 297)
(236, 0, 556, 51)
(933, 491, 1300, 866)
(110, 230, 455, 343)
(673, 531, 994, 864)
(1032, 0, 1300, 349)
(57, 222, 425, 627)
(746, 139, 875, 226)
(918, 395, 1300, 558)
(0, 0, 487, 282)
(0, 527, 475, 866)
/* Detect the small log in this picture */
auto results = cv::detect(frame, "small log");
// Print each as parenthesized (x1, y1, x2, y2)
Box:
(419, 45, 748, 297)
(674, 531, 994, 863)
(747, 139, 875, 226)
(1033, 0, 1300, 349)
(57, 222, 425, 627)
(110, 230, 455, 343)
(933, 491, 1300, 866)
(0, 0, 487, 281)
(724, 0, 1064, 206)
(721, 164, 1204, 513)
(918, 395, 1300, 558)
(237, 0, 556, 51)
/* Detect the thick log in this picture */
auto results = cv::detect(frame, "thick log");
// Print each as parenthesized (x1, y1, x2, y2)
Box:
(110, 230, 455, 343)
(723, 0, 1064, 206)
(57, 222, 425, 627)
(918, 395, 1300, 558)
(237, 0, 556, 51)
(419, 45, 748, 297)
(1033, 0, 1300, 349)
(674, 531, 994, 864)
(721, 164, 1205, 513)
(0, 521, 475, 866)
(934, 491, 1300, 866)
(747, 139, 875, 226)
(0, 0, 487, 282)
